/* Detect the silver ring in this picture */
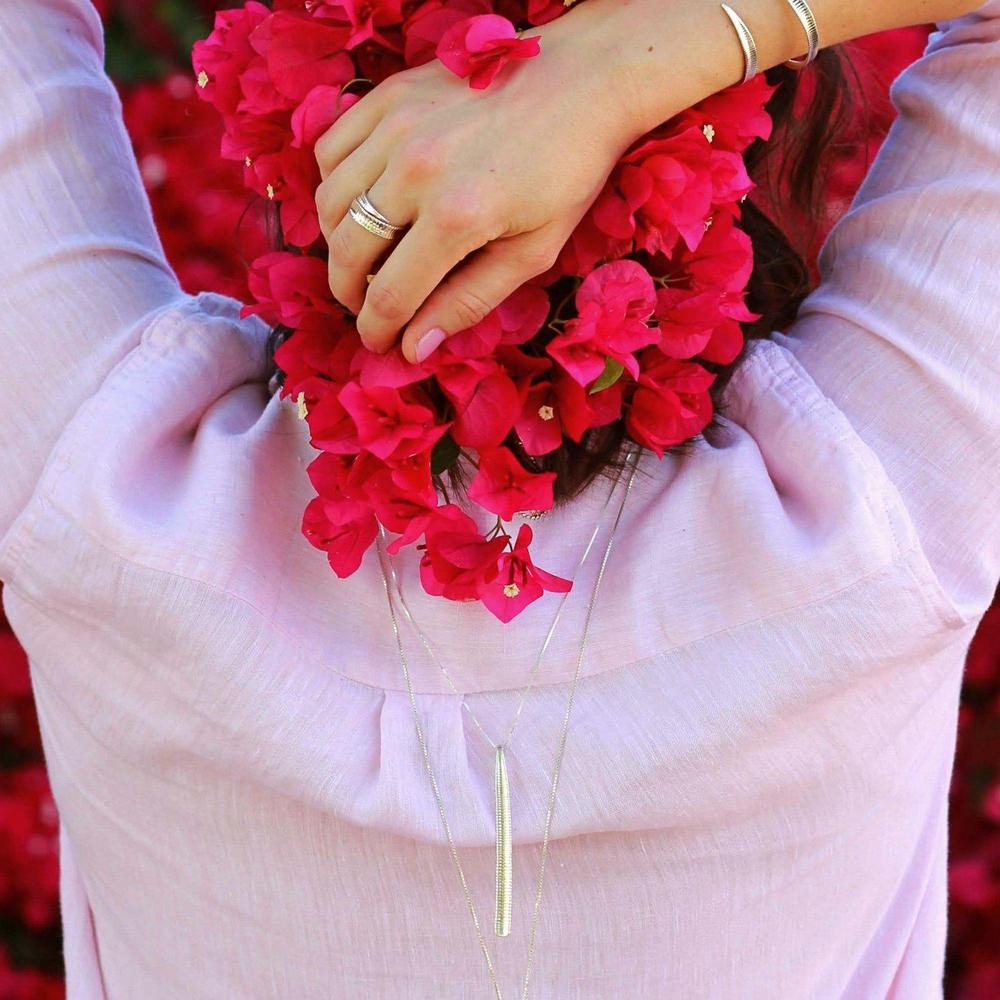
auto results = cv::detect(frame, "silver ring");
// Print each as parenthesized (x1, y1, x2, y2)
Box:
(783, 0, 820, 70)
(357, 189, 404, 231)
(348, 200, 400, 240)
(720, 4, 758, 86)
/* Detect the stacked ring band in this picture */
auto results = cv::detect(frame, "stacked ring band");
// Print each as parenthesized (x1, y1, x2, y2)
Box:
(348, 189, 406, 241)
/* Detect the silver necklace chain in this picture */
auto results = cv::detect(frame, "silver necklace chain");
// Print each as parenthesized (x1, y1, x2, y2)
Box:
(376, 447, 641, 999)
(377, 454, 629, 753)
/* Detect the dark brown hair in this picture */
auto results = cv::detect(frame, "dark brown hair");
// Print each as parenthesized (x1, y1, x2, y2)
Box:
(261, 51, 857, 506)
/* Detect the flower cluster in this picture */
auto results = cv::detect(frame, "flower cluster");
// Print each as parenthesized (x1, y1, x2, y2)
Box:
(0, 6, 997, 991)
(193, 0, 772, 621)
(0, 608, 63, 991)
(436, 13, 541, 88)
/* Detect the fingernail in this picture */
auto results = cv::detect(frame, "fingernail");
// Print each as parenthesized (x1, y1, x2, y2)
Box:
(414, 327, 446, 363)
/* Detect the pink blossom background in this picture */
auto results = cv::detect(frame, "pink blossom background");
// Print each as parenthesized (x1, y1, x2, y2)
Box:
(0, 6, 997, 995)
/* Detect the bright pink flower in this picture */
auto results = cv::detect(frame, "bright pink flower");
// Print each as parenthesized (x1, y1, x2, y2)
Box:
(444, 285, 550, 359)
(547, 260, 659, 387)
(219, 112, 288, 167)
(681, 212, 754, 294)
(290, 84, 361, 149)
(557, 208, 632, 278)
(450, 369, 523, 448)
(626, 357, 716, 458)
(241, 252, 338, 327)
(436, 14, 541, 90)
(595, 127, 716, 255)
(352, 341, 437, 389)
(467, 446, 556, 519)
(303, 453, 378, 576)
(674, 74, 776, 153)
(314, 0, 405, 52)
(708, 148, 754, 207)
(251, 11, 355, 102)
(515, 381, 563, 456)
(402, 0, 492, 67)
(338, 382, 447, 461)
(273, 313, 356, 394)
(654, 287, 721, 360)
(192, 1, 272, 117)
(303, 383, 361, 454)
(433, 354, 497, 405)
(478, 524, 572, 622)
(553, 368, 625, 442)
(419, 505, 507, 600)
(347, 451, 438, 535)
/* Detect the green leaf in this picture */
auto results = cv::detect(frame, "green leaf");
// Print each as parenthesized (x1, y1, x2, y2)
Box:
(588, 357, 625, 395)
(430, 434, 461, 476)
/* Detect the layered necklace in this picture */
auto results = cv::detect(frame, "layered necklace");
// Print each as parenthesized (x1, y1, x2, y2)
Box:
(374, 446, 642, 999)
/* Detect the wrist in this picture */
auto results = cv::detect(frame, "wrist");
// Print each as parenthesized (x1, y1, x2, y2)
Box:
(527, 0, 764, 145)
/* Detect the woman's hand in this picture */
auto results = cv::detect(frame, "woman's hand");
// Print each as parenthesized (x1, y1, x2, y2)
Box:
(313, 11, 646, 364)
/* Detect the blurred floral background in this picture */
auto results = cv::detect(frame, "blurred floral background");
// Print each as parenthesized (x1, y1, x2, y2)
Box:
(1, 3, 998, 997)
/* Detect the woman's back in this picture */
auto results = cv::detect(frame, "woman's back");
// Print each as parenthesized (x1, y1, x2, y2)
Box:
(1, 1, 998, 997)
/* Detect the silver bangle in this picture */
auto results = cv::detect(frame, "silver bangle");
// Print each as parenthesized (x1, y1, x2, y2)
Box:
(783, 0, 821, 70)
(720, 3, 759, 85)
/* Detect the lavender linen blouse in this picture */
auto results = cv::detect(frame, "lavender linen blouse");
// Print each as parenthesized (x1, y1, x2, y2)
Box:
(1, 1, 999, 997)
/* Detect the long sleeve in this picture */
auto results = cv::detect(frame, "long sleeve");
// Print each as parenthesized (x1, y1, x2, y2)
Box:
(0, 0, 185, 550)
(774, 1, 1000, 623)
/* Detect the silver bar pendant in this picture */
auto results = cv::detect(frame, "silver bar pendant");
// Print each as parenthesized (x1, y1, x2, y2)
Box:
(494, 744, 512, 937)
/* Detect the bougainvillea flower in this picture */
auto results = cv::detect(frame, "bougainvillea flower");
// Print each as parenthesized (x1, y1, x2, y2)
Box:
(449, 369, 523, 448)
(673, 73, 777, 153)
(303, 386, 361, 454)
(338, 382, 447, 461)
(402, 0, 492, 68)
(681, 212, 755, 294)
(626, 357, 717, 458)
(552, 368, 625, 442)
(241, 252, 338, 327)
(478, 524, 572, 622)
(302, 492, 378, 577)
(654, 287, 722, 360)
(192, 1, 272, 117)
(419, 505, 508, 600)
(302, 452, 378, 575)
(547, 260, 660, 386)
(252, 11, 355, 102)
(193, 0, 775, 618)
(347, 452, 438, 535)
(315, 0, 406, 52)
(515, 380, 563, 456)
(273, 313, 356, 395)
(467, 446, 556, 519)
(351, 341, 437, 389)
(600, 127, 716, 254)
(290, 83, 361, 149)
(435, 14, 541, 89)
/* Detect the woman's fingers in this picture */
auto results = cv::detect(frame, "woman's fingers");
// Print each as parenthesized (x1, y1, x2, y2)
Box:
(323, 179, 414, 318)
(355, 213, 488, 354)
(314, 90, 386, 182)
(317, 121, 418, 315)
(398, 233, 559, 364)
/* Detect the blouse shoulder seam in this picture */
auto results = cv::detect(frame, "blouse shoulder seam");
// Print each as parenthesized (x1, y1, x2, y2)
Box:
(0, 291, 262, 587)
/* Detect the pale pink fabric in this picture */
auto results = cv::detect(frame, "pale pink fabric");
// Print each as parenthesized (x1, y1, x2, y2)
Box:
(1, 2, 999, 997)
